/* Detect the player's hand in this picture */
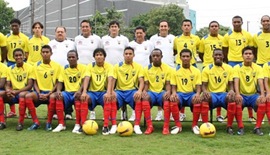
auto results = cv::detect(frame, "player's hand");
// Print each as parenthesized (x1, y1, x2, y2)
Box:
(193, 93, 201, 104)
(6, 89, 14, 98)
(56, 91, 62, 100)
(164, 91, 171, 100)
(39, 94, 48, 101)
(141, 91, 148, 99)
(235, 94, 243, 104)
(266, 93, 270, 102)
(202, 91, 211, 101)
(133, 90, 142, 101)
(80, 92, 88, 102)
(74, 91, 81, 100)
(170, 93, 178, 102)
(227, 90, 235, 102)
(258, 95, 266, 103)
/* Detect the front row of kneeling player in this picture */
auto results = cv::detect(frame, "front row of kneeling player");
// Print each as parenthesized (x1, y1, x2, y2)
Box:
(0, 45, 269, 136)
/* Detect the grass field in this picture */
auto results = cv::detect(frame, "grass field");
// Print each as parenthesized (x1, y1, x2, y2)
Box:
(0, 105, 270, 155)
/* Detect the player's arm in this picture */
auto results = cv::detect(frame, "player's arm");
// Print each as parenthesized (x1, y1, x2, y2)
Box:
(253, 47, 258, 62)
(258, 78, 266, 103)
(193, 84, 202, 103)
(80, 76, 90, 102)
(202, 82, 210, 101)
(222, 47, 229, 63)
(5, 81, 13, 98)
(1, 46, 7, 63)
(104, 76, 116, 102)
(234, 78, 242, 104)
(163, 81, 171, 100)
(264, 77, 270, 102)
(198, 52, 204, 62)
(170, 85, 178, 102)
(0, 77, 6, 89)
(74, 77, 84, 100)
(134, 77, 144, 101)
(142, 80, 149, 99)
(56, 82, 63, 100)
(12, 79, 33, 96)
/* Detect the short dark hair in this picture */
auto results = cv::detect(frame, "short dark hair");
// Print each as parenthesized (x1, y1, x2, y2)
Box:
(10, 18, 21, 25)
(261, 15, 270, 22)
(151, 48, 163, 56)
(182, 19, 192, 26)
(80, 20, 91, 27)
(232, 15, 243, 22)
(159, 20, 169, 27)
(242, 46, 254, 55)
(124, 46, 134, 54)
(32, 22, 43, 29)
(134, 26, 146, 33)
(109, 20, 120, 28)
(55, 26, 66, 32)
(67, 50, 79, 58)
(13, 48, 24, 57)
(213, 48, 223, 55)
(93, 48, 106, 58)
(209, 21, 219, 28)
(180, 49, 192, 57)
(41, 45, 52, 53)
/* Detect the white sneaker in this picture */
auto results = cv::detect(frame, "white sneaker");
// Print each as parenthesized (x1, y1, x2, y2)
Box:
(192, 125, 200, 135)
(180, 113, 186, 121)
(170, 126, 182, 134)
(65, 114, 72, 120)
(109, 125, 117, 134)
(128, 110, 135, 121)
(89, 111, 96, 120)
(216, 115, 225, 123)
(120, 111, 127, 120)
(134, 125, 142, 134)
(53, 114, 58, 120)
(72, 124, 81, 134)
(198, 117, 202, 122)
(155, 110, 163, 121)
(170, 114, 174, 121)
(52, 124, 66, 132)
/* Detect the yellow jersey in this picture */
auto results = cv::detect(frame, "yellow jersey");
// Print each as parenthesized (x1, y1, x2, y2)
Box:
(262, 62, 270, 88)
(0, 62, 8, 79)
(0, 33, 7, 61)
(253, 31, 270, 64)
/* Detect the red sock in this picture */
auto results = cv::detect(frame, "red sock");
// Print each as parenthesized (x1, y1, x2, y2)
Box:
(235, 104, 243, 128)
(10, 104, 16, 113)
(248, 107, 253, 118)
(163, 101, 170, 129)
(170, 102, 181, 127)
(103, 101, 111, 127)
(25, 98, 39, 125)
(216, 107, 221, 116)
(192, 103, 200, 127)
(266, 102, 270, 124)
(255, 103, 266, 128)
(56, 99, 65, 125)
(201, 101, 209, 123)
(134, 101, 142, 125)
(47, 99, 56, 124)
(142, 100, 152, 127)
(80, 101, 88, 125)
(226, 102, 236, 127)
(0, 97, 4, 123)
(18, 98, 26, 124)
(75, 101, 81, 124)
(110, 101, 117, 125)
(180, 106, 185, 114)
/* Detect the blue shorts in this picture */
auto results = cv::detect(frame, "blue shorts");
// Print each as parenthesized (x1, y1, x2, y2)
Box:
(176, 92, 195, 108)
(211, 93, 227, 109)
(241, 94, 259, 109)
(116, 90, 137, 110)
(228, 61, 242, 67)
(88, 91, 106, 110)
(62, 91, 75, 109)
(10, 94, 20, 104)
(148, 91, 164, 107)
(34, 91, 50, 107)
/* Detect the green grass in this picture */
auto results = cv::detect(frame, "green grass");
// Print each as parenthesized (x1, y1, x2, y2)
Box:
(0, 105, 270, 155)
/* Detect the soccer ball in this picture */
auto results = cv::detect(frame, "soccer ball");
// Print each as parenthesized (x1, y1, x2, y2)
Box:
(199, 122, 216, 138)
(82, 120, 99, 135)
(117, 121, 133, 136)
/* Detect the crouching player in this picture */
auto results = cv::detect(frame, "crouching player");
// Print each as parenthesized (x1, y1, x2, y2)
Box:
(56, 50, 86, 133)
(201, 48, 235, 135)
(80, 48, 112, 135)
(234, 46, 266, 135)
(170, 49, 201, 135)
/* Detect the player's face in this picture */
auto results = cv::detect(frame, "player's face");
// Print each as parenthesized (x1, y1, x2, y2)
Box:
(159, 21, 169, 36)
(123, 49, 134, 63)
(67, 52, 78, 66)
(41, 48, 52, 61)
(109, 24, 120, 36)
(232, 18, 243, 31)
(242, 50, 254, 63)
(261, 16, 270, 31)
(135, 29, 145, 42)
(151, 50, 162, 64)
(81, 22, 92, 37)
(213, 50, 224, 66)
(11, 23, 20, 34)
(33, 24, 43, 37)
(55, 27, 66, 42)
(209, 22, 219, 35)
(180, 52, 191, 65)
(14, 51, 24, 63)
(94, 52, 105, 63)
(181, 22, 192, 33)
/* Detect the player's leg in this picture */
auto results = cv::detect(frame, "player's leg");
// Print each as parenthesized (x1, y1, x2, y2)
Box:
(225, 92, 236, 135)
(52, 92, 66, 132)
(170, 93, 181, 134)
(248, 107, 255, 123)
(253, 95, 265, 136)
(101, 92, 110, 135)
(109, 91, 119, 134)
(180, 107, 186, 121)
(72, 95, 82, 134)
(16, 91, 28, 131)
(133, 90, 143, 135)
(162, 92, 170, 135)
(235, 95, 245, 135)
(142, 91, 154, 135)
(0, 91, 6, 130)
(25, 91, 40, 130)
(44, 92, 56, 131)
(190, 92, 201, 135)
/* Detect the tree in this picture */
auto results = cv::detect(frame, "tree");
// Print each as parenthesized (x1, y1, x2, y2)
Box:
(196, 25, 230, 38)
(0, 0, 14, 34)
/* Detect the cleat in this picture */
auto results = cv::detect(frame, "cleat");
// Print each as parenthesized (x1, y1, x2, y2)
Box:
(128, 110, 135, 121)
(192, 125, 200, 135)
(253, 128, 263, 136)
(53, 114, 58, 120)
(226, 127, 234, 135)
(237, 128, 244, 135)
(52, 124, 66, 132)
(134, 125, 142, 134)
(6, 112, 16, 118)
(154, 111, 163, 121)
(171, 126, 182, 134)
(0, 123, 6, 130)
(72, 124, 81, 133)
(120, 111, 127, 121)
(65, 114, 72, 120)
(45, 123, 52, 131)
(77, 127, 83, 134)
(109, 125, 117, 134)
(180, 113, 186, 121)
(162, 127, 170, 135)
(89, 111, 96, 120)
(16, 123, 24, 131)
(144, 126, 154, 135)
(216, 115, 225, 123)
(248, 117, 256, 124)
(28, 123, 40, 131)
(102, 126, 110, 135)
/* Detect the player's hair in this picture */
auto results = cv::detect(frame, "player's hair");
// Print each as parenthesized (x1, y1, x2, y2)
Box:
(232, 15, 243, 22)
(213, 48, 223, 54)
(13, 48, 24, 57)
(55, 26, 66, 32)
(134, 26, 146, 32)
(159, 20, 169, 27)
(10, 18, 21, 25)
(109, 20, 120, 28)
(180, 48, 192, 57)
(41, 45, 52, 53)
(261, 15, 270, 22)
(151, 48, 163, 56)
(124, 46, 134, 54)
(209, 21, 219, 28)
(32, 22, 44, 29)
(181, 19, 192, 26)
(93, 48, 107, 58)
(80, 19, 91, 27)
(242, 46, 254, 55)
(67, 50, 79, 58)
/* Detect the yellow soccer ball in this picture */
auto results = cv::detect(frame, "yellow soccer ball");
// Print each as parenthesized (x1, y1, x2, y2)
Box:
(199, 122, 216, 138)
(117, 121, 133, 136)
(82, 120, 99, 135)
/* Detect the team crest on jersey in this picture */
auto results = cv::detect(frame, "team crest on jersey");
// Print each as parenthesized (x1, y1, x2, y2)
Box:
(105, 41, 110, 46)
(161, 73, 165, 79)
(118, 40, 121, 45)
(77, 72, 81, 79)
(18, 40, 22, 45)
(65, 44, 69, 48)
(252, 72, 256, 77)
(169, 39, 172, 43)
(23, 73, 27, 79)
(78, 41, 82, 45)
(132, 70, 136, 76)
(91, 40, 94, 44)
(190, 40, 194, 45)
(218, 42, 222, 47)
(223, 72, 227, 78)
(242, 38, 246, 43)
(50, 70, 54, 76)
(144, 46, 147, 50)
(41, 43, 44, 46)
(156, 41, 161, 45)
(190, 75, 194, 81)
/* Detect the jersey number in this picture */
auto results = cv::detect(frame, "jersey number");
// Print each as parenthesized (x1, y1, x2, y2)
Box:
(246, 75, 250, 82)
(33, 45, 39, 51)
(125, 73, 129, 80)
(235, 39, 242, 46)
(44, 72, 47, 78)
(69, 76, 77, 83)
(156, 76, 160, 82)
(214, 76, 221, 83)
(210, 44, 216, 51)
(266, 41, 269, 48)
(10, 43, 17, 49)
(181, 78, 188, 85)
(17, 75, 23, 82)
(96, 75, 101, 81)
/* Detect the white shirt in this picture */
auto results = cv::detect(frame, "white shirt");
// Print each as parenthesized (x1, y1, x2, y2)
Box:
(74, 34, 102, 65)
(150, 34, 175, 68)
(48, 39, 76, 67)
(101, 35, 129, 65)
(128, 40, 154, 67)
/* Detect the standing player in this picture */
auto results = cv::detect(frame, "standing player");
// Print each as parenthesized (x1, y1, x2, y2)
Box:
(170, 49, 201, 135)
(0, 62, 7, 129)
(233, 46, 266, 135)
(201, 49, 235, 134)
(142, 48, 171, 135)
(56, 50, 86, 133)
(0, 32, 7, 63)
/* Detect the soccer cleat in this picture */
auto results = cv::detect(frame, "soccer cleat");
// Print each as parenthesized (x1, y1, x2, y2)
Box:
(248, 117, 256, 124)
(72, 124, 81, 134)
(53, 114, 58, 120)
(154, 111, 163, 121)
(128, 110, 135, 121)
(134, 125, 142, 134)
(171, 126, 182, 134)
(65, 114, 72, 120)
(102, 126, 110, 135)
(109, 125, 117, 134)
(162, 127, 170, 135)
(192, 125, 200, 135)
(6, 111, 16, 118)
(45, 123, 52, 131)
(0, 123, 6, 130)
(120, 111, 127, 121)
(180, 113, 186, 121)
(52, 124, 66, 132)
(226, 127, 234, 135)
(253, 128, 263, 136)
(216, 115, 225, 123)
(28, 123, 40, 131)
(237, 128, 244, 135)
(89, 111, 96, 120)
(144, 126, 154, 135)
(16, 123, 24, 131)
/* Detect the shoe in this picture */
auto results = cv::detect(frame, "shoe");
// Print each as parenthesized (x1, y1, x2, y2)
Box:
(28, 123, 40, 130)
(128, 110, 135, 121)
(45, 123, 52, 131)
(134, 125, 142, 134)
(52, 124, 66, 132)
(223, 116, 227, 122)
(0, 123, 6, 130)
(162, 127, 170, 135)
(89, 111, 96, 120)
(6, 112, 16, 118)
(180, 113, 186, 121)
(109, 125, 117, 134)
(248, 117, 256, 124)
(226, 127, 234, 135)
(253, 128, 263, 136)
(102, 126, 110, 135)
(53, 114, 58, 120)
(216, 115, 225, 123)
(262, 118, 265, 124)
(198, 117, 202, 122)
(237, 128, 244, 135)
(16, 123, 24, 131)
(65, 114, 72, 120)
(72, 124, 81, 134)
(154, 111, 163, 121)
(171, 126, 182, 134)
(192, 125, 200, 135)
(121, 111, 127, 120)
(144, 126, 154, 135)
